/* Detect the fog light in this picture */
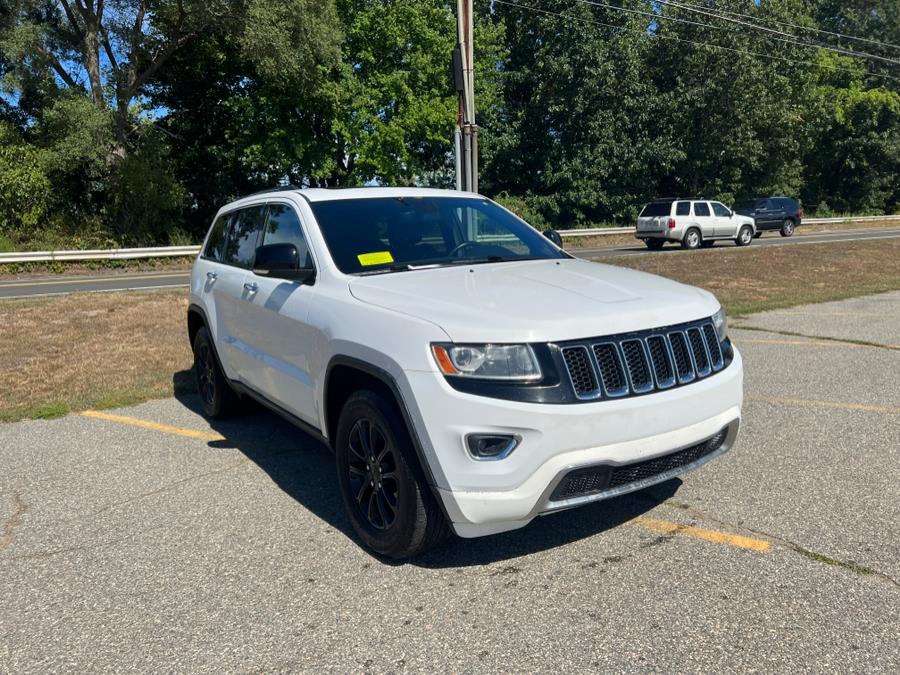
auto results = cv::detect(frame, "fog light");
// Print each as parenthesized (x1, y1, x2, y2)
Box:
(466, 434, 520, 461)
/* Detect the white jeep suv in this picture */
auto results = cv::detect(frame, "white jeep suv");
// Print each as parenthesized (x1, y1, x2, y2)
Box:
(189, 187, 743, 558)
(636, 198, 756, 250)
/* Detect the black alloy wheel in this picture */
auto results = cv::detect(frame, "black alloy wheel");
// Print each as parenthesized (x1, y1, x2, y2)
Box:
(335, 390, 449, 559)
(347, 418, 399, 530)
(192, 326, 240, 418)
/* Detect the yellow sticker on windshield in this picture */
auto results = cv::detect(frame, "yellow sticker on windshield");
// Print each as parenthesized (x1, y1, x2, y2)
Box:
(357, 251, 394, 266)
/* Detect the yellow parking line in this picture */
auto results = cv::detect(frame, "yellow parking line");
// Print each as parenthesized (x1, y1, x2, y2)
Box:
(81, 410, 223, 441)
(0, 272, 188, 289)
(747, 394, 900, 415)
(737, 338, 862, 349)
(634, 516, 770, 552)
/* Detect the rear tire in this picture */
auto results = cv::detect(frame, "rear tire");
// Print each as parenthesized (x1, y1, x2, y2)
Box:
(780, 219, 795, 237)
(335, 390, 449, 559)
(645, 239, 664, 250)
(735, 225, 753, 247)
(192, 326, 241, 419)
(682, 228, 701, 250)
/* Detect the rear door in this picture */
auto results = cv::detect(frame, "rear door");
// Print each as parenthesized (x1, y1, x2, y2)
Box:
(711, 201, 735, 237)
(692, 201, 713, 237)
(215, 205, 265, 382)
(233, 201, 320, 424)
(637, 201, 672, 233)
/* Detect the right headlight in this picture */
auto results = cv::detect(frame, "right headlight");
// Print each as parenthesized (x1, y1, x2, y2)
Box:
(712, 307, 728, 342)
(431, 343, 542, 382)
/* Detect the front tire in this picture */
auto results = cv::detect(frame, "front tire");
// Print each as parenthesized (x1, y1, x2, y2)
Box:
(192, 326, 241, 418)
(335, 390, 449, 559)
(735, 225, 753, 246)
(780, 219, 795, 237)
(682, 228, 701, 250)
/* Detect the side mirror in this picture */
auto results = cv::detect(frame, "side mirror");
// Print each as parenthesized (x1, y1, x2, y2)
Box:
(253, 243, 315, 283)
(543, 229, 563, 248)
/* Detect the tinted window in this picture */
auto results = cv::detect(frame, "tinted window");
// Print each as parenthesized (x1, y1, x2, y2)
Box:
(693, 202, 711, 217)
(732, 200, 758, 212)
(203, 214, 229, 261)
(711, 202, 731, 217)
(774, 197, 797, 210)
(262, 204, 312, 267)
(223, 206, 264, 268)
(675, 201, 690, 216)
(640, 202, 673, 217)
(310, 197, 564, 274)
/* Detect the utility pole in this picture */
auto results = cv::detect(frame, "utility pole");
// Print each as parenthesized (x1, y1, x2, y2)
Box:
(453, 0, 478, 193)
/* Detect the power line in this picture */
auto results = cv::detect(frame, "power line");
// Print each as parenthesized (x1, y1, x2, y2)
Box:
(663, 0, 900, 53)
(492, 0, 900, 84)
(569, 0, 900, 68)
(652, 0, 900, 66)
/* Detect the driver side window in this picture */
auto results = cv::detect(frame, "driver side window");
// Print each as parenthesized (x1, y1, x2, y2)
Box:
(711, 202, 730, 217)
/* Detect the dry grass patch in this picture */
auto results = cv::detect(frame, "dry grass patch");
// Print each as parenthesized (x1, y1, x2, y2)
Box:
(594, 238, 900, 315)
(1, 289, 192, 422)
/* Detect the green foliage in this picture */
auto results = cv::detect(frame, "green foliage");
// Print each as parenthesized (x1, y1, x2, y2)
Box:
(0, 122, 51, 235)
(492, 192, 547, 229)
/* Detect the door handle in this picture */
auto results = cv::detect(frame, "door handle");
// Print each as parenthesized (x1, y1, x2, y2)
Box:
(243, 282, 258, 293)
(206, 271, 218, 281)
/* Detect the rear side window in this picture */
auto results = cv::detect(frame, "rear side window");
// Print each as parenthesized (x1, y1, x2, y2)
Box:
(675, 201, 690, 216)
(223, 206, 264, 268)
(775, 198, 797, 210)
(640, 202, 673, 217)
(261, 204, 312, 267)
(203, 214, 229, 262)
(693, 202, 711, 217)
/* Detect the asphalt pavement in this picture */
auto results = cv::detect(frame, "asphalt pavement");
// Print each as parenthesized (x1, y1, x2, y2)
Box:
(1, 293, 898, 672)
(2, 226, 900, 299)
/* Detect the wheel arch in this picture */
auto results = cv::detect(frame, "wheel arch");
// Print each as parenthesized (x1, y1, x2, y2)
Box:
(187, 303, 209, 347)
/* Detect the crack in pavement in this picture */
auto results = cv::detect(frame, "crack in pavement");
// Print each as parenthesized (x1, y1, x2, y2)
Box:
(650, 496, 900, 589)
(0, 492, 27, 553)
(732, 324, 900, 352)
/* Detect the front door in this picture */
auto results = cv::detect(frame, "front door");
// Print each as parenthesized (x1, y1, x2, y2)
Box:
(711, 202, 736, 237)
(232, 202, 320, 425)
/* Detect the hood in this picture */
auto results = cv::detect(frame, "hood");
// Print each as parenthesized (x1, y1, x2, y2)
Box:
(348, 258, 719, 343)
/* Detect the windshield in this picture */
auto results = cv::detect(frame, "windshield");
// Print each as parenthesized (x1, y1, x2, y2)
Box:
(309, 196, 566, 274)
(639, 202, 672, 217)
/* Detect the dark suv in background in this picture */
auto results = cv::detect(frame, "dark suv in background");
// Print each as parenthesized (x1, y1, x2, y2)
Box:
(732, 197, 803, 237)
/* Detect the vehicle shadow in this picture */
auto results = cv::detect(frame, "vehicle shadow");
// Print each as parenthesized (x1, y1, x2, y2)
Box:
(173, 374, 682, 567)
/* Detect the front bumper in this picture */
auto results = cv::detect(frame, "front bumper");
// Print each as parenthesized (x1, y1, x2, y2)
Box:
(405, 348, 743, 538)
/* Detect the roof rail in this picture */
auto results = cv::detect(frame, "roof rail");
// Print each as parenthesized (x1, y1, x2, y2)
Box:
(243, 184, 303, 198)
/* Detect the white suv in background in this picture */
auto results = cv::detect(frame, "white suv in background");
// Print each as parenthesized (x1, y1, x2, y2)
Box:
(636, 198, 756, 250)
(189, 187, 743, 559)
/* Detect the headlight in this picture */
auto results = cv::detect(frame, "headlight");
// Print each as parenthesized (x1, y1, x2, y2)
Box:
(431, 344, 542, 381)
(712, 307, 728, 342)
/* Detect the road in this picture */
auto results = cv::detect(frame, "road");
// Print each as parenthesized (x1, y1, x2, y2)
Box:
(2, 226, 900, 299)
(1, 292, 898, 671)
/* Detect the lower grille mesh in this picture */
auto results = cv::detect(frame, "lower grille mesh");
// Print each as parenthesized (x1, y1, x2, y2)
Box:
(549, 428, 729, 502)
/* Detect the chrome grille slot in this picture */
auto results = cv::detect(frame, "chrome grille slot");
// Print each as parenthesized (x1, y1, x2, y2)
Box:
(562, 346, 600, 399)
(687, 327, 711, 377)
(702, 323, 724, 370)
(668, 331, 696, 383)
(592, 343, 629, 397)
(620, 339, 653, 393)
(557, 317, 731, 402)
(646, 335, 676, 388)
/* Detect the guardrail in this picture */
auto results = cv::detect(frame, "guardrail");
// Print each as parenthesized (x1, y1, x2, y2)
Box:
(557, 214, 900, 237)
(0, 245, 202, 265)
(1, 214, 898, 263)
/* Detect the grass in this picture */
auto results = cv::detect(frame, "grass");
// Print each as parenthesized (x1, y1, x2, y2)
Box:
(0, 256, 191, 281)
(2, 237, 900, 423)
(0, 289, 193, 423)
(593, 238, 900, 316)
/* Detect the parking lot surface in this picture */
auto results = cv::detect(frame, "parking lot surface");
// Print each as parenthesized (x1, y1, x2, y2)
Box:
(1, 294, 899, 672)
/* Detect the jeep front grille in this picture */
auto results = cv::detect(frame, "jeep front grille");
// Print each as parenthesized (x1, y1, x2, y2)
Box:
(558, 319, 728, 401)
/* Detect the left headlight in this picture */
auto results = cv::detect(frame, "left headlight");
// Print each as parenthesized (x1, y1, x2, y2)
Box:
(431, 343, 542, 382)
(712, 307, 728, 342)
